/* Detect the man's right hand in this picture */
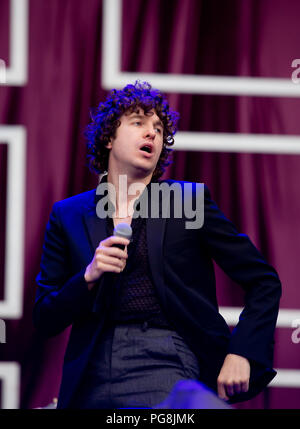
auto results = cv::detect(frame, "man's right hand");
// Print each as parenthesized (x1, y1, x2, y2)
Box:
(84, 235, 130, 290)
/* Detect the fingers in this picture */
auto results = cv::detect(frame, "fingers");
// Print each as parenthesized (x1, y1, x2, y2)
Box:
(217, 380, 229, 401)
(241, 379, 250, 393)
(96, 253, 127, 273)
(101, 236, 130, 248)
(217, 354, 250, 401)
(85, 236, 130, 283)
(94, 246, 127, 274)
(96, 236, 129, 269)
(217, 377, 250, 401)
(96, 245, 128, 260)
(232, 382, 241, 395)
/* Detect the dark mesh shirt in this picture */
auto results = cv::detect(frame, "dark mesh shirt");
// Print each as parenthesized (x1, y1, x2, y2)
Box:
(105, 206, 172, 329)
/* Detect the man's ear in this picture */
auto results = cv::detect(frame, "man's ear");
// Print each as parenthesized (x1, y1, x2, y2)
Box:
(106, 139, 112, 149)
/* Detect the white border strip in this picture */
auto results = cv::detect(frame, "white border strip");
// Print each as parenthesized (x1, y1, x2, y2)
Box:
(0, 59, 6, 84)
(102, 0, 300, 97)
(1, 0, 28, 85)
(104, 71, 300, 98)
(219, 307, 300, 328)
(270, 370, 300, 388)
(173, 132, 300, 154)
(0, 362, 20, 408)
(0, 126, 26, 318)
(102, 0, 121, 86)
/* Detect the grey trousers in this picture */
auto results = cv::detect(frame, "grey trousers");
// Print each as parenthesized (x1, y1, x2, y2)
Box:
(71, 322, 200, 409)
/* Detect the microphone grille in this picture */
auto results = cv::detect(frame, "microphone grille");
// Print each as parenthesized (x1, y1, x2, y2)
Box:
(113, 222, 133, 240)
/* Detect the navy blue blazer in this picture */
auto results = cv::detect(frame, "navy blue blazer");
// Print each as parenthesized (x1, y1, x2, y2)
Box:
(33, 181, 281, 408)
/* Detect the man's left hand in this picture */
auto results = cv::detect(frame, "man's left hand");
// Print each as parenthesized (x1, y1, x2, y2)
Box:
(217, 353, 250, 401)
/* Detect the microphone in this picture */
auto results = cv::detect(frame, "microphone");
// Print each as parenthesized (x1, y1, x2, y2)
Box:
(113, 222, 132, 250)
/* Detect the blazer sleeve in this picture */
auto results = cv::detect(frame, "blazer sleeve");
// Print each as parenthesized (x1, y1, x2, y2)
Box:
(33, 202, 97, 337)
(200, 185, 282, 377)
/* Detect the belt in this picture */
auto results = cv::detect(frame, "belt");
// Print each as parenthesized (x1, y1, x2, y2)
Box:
(113, 315, 172, 331)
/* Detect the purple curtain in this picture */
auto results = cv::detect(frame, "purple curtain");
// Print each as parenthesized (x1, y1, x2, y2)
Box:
(0, 0, 299, 409)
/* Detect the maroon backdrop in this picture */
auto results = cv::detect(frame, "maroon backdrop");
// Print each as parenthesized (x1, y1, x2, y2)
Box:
(0, 0, 300, 409)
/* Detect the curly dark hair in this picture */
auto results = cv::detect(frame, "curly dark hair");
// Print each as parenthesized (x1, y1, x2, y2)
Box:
(85, 81, 179, 180)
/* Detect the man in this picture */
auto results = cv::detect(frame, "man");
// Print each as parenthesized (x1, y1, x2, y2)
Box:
(33, 81, 281, 408)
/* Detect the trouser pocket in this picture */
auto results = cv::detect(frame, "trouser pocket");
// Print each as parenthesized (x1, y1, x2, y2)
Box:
(170, 333, 200, 380)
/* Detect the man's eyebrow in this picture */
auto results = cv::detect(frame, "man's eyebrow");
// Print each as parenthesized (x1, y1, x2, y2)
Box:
(128, 113, 144, 120)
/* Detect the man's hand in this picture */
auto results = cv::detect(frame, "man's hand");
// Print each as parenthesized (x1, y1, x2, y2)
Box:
(217, 353, 250, 401)
(84, 235, 129, 290)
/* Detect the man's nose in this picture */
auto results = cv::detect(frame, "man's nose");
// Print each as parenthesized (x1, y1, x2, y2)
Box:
(144, 128, 156, 139)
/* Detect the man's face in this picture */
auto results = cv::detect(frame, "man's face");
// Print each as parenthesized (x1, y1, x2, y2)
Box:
(106, 108, 164, 178)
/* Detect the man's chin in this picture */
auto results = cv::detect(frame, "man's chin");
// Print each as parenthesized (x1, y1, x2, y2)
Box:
(132, 163, 155, 178)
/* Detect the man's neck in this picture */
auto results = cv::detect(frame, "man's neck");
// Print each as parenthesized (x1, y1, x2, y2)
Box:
(106, 170, 152, 218)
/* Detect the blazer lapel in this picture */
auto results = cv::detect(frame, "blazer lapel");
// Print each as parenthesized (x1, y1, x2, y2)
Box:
(147, 217, 167, 303)
(146, 182, 169, 304)
(82, 192, 111, 315)
(83, 193, 107, 253)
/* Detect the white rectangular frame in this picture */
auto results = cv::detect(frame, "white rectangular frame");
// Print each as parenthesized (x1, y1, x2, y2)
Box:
(0, 362, 20, 408)
(0, 59, 6, 84)
(219, 307, 300, 329)
(102, 0, 300, 98)
(173, 132, 300, 154)
(0, 126, 26, 318)
(0, 0, 28, 86)
(270, 369, 300, 388)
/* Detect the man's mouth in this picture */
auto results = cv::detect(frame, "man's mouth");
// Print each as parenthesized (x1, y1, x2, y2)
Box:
(140, 144, 153, 154)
